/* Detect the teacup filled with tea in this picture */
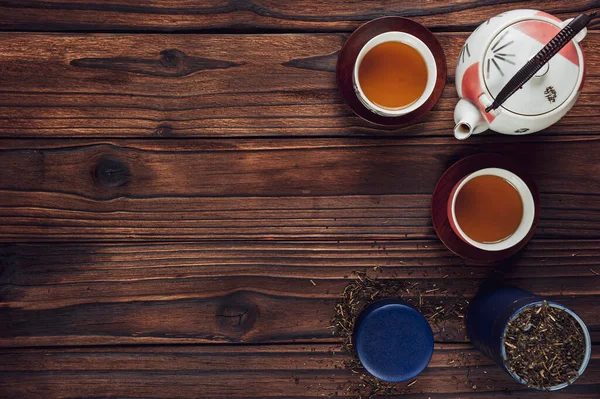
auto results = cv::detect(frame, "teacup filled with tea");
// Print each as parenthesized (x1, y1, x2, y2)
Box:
(448, 168, 535, 251)
(353, 31, 437, 116)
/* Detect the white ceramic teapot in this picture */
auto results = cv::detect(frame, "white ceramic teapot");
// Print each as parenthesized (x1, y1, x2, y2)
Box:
(454, 9, 588, 139)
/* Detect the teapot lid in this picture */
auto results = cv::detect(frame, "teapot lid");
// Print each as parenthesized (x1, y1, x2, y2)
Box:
(483, 19, 583, 116)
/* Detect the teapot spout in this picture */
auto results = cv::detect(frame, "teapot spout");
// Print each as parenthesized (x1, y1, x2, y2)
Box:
(453, 99, 488, 140)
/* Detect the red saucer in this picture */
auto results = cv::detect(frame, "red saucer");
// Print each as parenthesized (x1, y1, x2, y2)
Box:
(336, 17, 447, 126)
(431, 154, 540, 264)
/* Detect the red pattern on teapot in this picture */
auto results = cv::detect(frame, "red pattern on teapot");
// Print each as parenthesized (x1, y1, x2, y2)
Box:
(461, 62, 496, 123)
(516, 18, 579, 66)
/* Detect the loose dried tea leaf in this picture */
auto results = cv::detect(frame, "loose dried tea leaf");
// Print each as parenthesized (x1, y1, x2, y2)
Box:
(329, 271, 469, 398)
(504, 301, 586, 390)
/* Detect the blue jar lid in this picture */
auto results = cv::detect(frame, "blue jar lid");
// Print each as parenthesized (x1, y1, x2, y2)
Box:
(355, 299, 434, 383)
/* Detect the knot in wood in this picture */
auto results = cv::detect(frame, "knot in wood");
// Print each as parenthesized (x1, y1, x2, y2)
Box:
(94, 156, 130, 188)
(159, 49, 185, 68)
(216, 292, 258, 335)
(154, 123, 174, 137)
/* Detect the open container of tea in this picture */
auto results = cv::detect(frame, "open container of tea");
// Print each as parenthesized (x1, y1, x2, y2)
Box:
(467, 285, 591, 390)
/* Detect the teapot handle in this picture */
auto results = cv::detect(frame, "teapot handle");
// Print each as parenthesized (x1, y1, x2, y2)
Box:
(486, 12, 597, 113)
(561, 18, 588, 43)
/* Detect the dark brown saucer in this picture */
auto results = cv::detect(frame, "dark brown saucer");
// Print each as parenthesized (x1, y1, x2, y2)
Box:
(431, 154, 540, 264)
(336, 16, 447, 126)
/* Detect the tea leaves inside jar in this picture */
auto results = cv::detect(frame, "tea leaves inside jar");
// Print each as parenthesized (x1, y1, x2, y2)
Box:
(503, 301, 586, 389)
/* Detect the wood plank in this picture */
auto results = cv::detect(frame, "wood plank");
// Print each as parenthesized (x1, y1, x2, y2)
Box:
(0, 32, 598, 138)
(1, 0, 598, 32)
(0, 344, 598, 398)
(2, 240, 599, 346)
(1, 136, 600, 241)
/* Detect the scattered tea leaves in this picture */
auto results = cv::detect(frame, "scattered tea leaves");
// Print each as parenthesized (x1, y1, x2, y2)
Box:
(329, 271, 469, 398)
(504, 301, 586, 390)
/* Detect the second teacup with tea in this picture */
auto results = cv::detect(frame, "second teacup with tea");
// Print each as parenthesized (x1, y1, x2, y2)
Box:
(353, 31, 437, 116)
(447, 168, 535, 251)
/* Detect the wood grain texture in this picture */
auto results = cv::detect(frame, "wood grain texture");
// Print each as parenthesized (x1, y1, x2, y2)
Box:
(1, 0, 599, 32)
(1, 136, 600, 241)
(0, 344, 598, 398)
(0, 32, 598, 137)
(2, 240, 599, 346)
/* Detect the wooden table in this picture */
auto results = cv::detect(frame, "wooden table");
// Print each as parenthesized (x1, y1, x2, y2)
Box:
(1, 1, 599, 398)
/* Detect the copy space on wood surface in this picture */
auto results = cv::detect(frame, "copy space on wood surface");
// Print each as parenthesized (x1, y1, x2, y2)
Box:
(1, 136, 600, 241)
(0, 33, 597, 137)
(1, 240, 599, 346)
(1, 0, 598, 32)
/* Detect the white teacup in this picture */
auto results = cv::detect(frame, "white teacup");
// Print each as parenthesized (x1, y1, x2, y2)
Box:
(352, 31, 437, 117)
(448, 168, 535, 252)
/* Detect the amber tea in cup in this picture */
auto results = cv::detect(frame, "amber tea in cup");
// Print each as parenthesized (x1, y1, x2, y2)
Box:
(454, 175, 523, 243)
(353, 31, 437, 117)
(448, 168, 535, 252)
(358, 41, 428, 109)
